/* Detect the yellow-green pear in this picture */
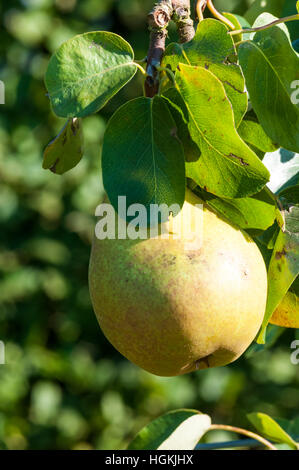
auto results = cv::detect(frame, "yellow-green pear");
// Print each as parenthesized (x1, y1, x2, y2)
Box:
(89, 189, 268, 377)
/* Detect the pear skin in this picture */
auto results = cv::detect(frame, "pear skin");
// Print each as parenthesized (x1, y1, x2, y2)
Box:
(89, 189, 268, 376)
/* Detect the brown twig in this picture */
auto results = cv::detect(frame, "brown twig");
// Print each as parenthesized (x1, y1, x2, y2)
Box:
(145, 1, 172, 98)
(145, 0, 196, 97)
(172, 0, 196, 43)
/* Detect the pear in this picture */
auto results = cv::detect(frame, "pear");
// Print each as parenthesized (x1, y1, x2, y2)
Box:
(89, 189, 268, 377)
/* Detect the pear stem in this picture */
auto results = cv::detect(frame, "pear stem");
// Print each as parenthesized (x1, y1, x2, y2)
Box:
(207, 424, 278, 450)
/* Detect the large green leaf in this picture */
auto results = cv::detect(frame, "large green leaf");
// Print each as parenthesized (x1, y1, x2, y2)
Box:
(263, 149, 299, 193)
(102, 96, 185, 223)
(257, 205, 299, 343)
(247, 412, 298, 449)
(239, 14, 299, 153)
(43, 118, 83, 174)
(45, 32, 137, 118)
(194, 186, 277, 230)
(174, 64, 269, 198)
(128, 409, 211, 450)
(161, 19, 247, 127)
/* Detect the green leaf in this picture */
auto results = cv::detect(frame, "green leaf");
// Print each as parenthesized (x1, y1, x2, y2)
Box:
(161, 19, 247, 127)
(257, 205, 299, 343)
(163, 87, 201, 164)
(102, 96, 185, 223)
(194, 186, 277, 230)
(247, 412, 299, 449)
(175, 64, 269, 198)
(45, 32, 137, 118)
(239, 14, 299, 153)
(238, 120, 279, 154)
(222, 13, 252, 43)
(297, 1, 299, 14)
(279, 185, 299, 205)
(263, 149, 299, 194)
(128, 409, 211, 450)
(270, 286, 299, 329)
(43, 118, 83, 174)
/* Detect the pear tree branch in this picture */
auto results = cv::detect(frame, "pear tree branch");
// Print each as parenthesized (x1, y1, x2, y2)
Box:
(145, 0, 197, 97)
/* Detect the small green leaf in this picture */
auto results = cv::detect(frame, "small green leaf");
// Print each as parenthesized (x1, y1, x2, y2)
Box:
(247, 412, 299, 449)
(161, 19, 247, 127)
(43, 118, 83, 174)
(45, 32, 137, 118)
(239, 14, 299, 153)
(238, 120, 279, 154)
(102, 96, 185, 223)
(128, 409, 211, 450)
(175, 64, 269, 198)
(257, 205, 299, 342)
(297, 1, 299, 14)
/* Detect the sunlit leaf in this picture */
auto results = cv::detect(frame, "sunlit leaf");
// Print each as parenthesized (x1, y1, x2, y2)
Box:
(270, 282, 299, 328)
(43, 118, 83, 174)
(257, 205, 299, 343)
(238, 120, 279, 154)
(128, 409, 211, 450)
(194, 186, 277, 230)
(248, 412, 298, 449)
(161, 19, 247, 127)
(174, 64, 269, 198)
(239, 14, 299, 153)
(102, 96, 185, 223)
(45, 31, 137, 118)
(222, 13, 251, 43)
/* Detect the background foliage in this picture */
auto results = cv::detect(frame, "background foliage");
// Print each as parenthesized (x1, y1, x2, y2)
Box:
(0, 0, 298, 450)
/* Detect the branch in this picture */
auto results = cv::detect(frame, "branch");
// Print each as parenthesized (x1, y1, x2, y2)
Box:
(145, 1, 172, 98)
(172, 0, 196, 43)
(145, 0, 196, 98)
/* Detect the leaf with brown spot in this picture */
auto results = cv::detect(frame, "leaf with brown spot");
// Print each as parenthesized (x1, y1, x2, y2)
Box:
(258, 205, 299, 342)
(174, 64, 269, 199)
(43, 118, 84, 175)
(161, 18, 247, 127)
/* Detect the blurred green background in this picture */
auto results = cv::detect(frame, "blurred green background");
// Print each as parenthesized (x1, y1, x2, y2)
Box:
(0, 0, 298, 450)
